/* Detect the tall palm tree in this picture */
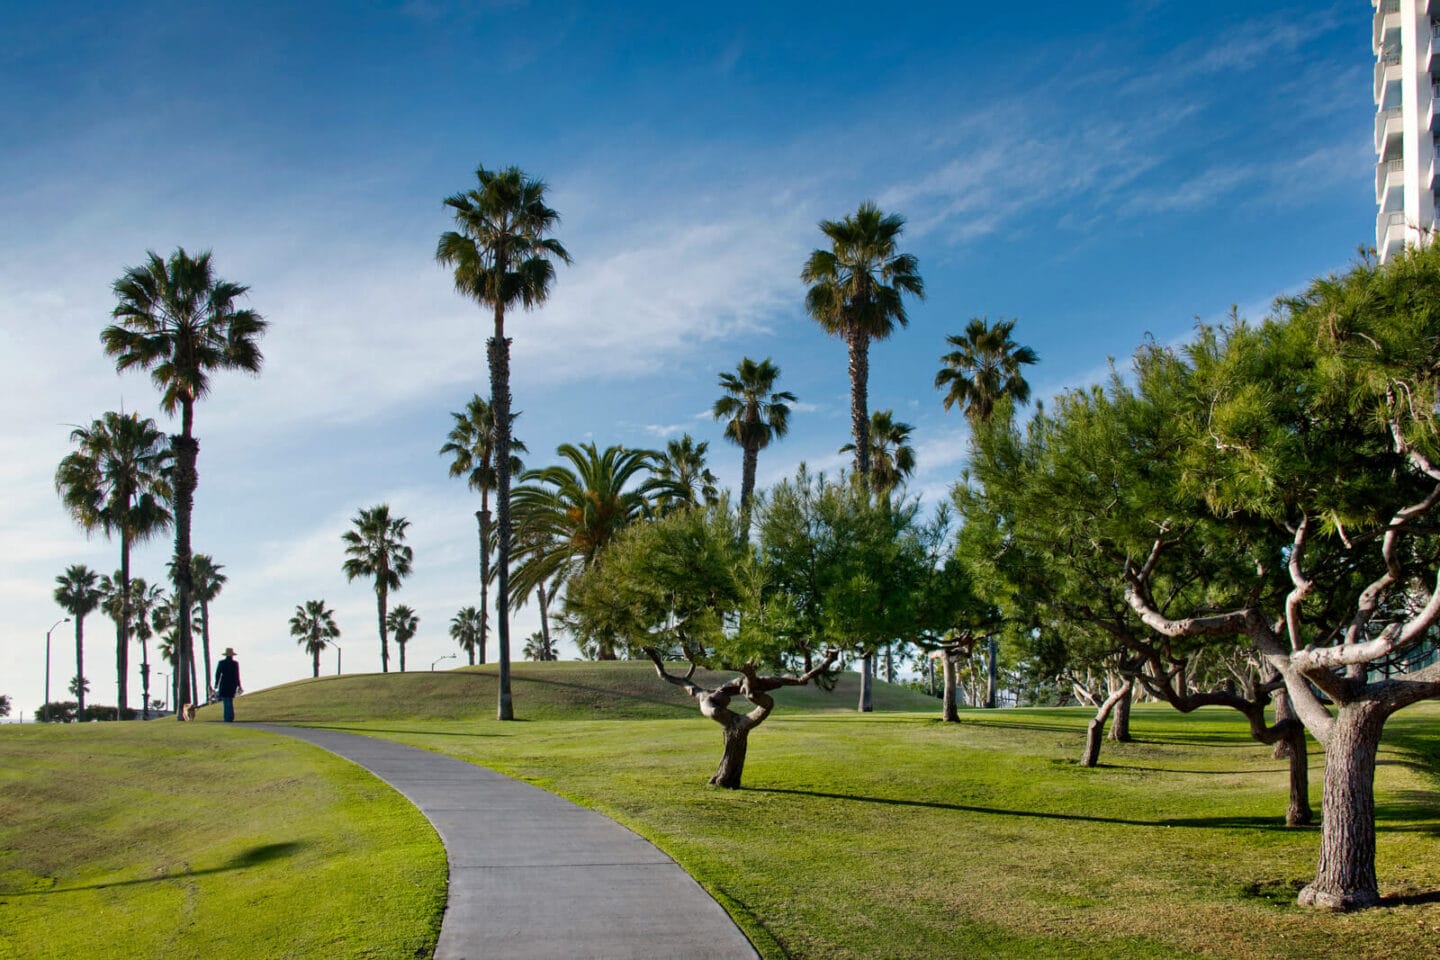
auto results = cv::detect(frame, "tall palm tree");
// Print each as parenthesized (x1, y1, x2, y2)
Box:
(55, 410, 172, 715)
(341, 504, 413, 673)
(654, 434, 720, 513)
(713, 358, 796, 530)
(439, 394, 527, 673)
(511, 443, 664, 659)
(53, 565, 101, 717)
(102, 248, 266, 717)
(450, 606, 483, 665)
(436, 164, 571, 721)
(934, 317, 1040, 426)
(801, 202, 924, 480)
(840, 410, 917, 500)
(290, 600, 340, 678)
(386, 605, 419, 673)
(152, 593, 202, 712)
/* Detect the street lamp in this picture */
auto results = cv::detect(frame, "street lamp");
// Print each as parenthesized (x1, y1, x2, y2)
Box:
(43, 618, 69, 722)
(157, 673, 169, 712)
(431, 654, 456, 672)
(334, 642, 343, 676)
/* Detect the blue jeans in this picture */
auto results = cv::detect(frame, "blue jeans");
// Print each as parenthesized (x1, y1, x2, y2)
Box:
(221, 697, 234, 722)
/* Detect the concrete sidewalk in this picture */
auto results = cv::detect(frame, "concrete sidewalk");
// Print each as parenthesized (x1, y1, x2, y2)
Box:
(251, 723, 759, 960)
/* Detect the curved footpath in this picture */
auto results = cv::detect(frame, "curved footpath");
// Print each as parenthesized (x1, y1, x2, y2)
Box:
(250, 724, 759, 960)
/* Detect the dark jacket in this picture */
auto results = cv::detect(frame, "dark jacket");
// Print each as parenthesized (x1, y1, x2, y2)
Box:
(215, 657, 241, 698)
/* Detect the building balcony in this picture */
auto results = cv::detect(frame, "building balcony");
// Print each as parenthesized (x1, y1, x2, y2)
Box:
(1376, 53, 1403, 103)
(1377, 105, 1405, 153)
(1377, 158, 1406, 206)
(1378, 210, 1409, 261)
(1374, 1, 1401, 54)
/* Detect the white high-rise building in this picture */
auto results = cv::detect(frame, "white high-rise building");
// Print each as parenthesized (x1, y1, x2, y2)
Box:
(1374, 0, 1440, 261)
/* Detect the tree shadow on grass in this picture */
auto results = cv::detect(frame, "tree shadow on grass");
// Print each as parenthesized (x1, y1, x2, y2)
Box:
(8, 841, 309, 897)
(747, 786, 1298, 831)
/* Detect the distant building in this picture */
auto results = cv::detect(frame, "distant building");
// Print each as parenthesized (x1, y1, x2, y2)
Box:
(1374, 0, 1440, 261)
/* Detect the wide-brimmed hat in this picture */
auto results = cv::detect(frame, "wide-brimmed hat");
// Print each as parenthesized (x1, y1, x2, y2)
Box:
(223, 647, 237, 656)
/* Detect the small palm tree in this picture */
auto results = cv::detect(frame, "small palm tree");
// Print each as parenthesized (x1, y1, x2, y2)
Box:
(522, 630, 556, 662)
(190, 555, 227, 700)
(341, 505, 413, 673)
(386, 605, 419, 673)
(55, 410, 172, 716)
(713, 358, 795, 530)
(440, 395, 526, 673)
(102, 248, 266, 717)
(654, 434, 720, 513)
(54, 565, 101, 716)
(128, 579, 165, 719)
(290, 600, 340, 678)
(450, 606, 483, 665)
(511, 443, 665, 659)
(840, 410, 917, 500)
(934, 317, 1040, 426)
(802, 202, 924, 480)
(437, 164, 571, 721)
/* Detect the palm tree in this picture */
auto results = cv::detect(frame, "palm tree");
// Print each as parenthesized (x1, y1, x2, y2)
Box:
(190, 555, 227, 701)
(934, 317, 1040, 426)
(102, 248, 266, 717)
(450, 606, 483, 665)
(654, 434, 720, 513)
(55, 410, 172, 715)
(53, 565, 101, 717)
(713, 358, 796, 530)
(840, 410, 917, 500)
(439, 395, 527, 671)
(386, 605, 419, 673)
(341, 504, 413, 673)
(436, 164, 571, 721)
(511, 443, 664, 659)
(522, 630, 556, 662)
(128, 579, 165, 719)
(290, 600, 340, 678)
(801, 202, 924, 480)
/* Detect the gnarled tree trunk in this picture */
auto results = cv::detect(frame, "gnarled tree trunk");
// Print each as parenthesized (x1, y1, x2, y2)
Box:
(1081, 678, 1132, 767)
(941, 652, 959, 723)
(1299, 704, 1385, 910)
(1107, 677, 1132, 742)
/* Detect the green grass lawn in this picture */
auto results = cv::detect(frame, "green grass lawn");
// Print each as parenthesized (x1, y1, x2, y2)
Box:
(0, 722, 445, 960)
(9, 662, 1440, 960)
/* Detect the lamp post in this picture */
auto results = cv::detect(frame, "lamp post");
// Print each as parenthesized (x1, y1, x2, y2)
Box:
(334, 642, 343, 676)
(43, 618, 69, 722)
(157, 673, 169, 712)
(431, 654, 456, 672)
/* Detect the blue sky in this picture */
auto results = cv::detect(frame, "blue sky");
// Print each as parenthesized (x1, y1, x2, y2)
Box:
(0, 1, 1377, 715)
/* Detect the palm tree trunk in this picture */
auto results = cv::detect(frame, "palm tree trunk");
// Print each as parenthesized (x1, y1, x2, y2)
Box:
(377, 586, 389, 672)
(740, 441, 759, 535)
(477, 505, 490, 665)
(140, 641, 150, 720)
(74, 617, 86, 717)
(399, 642, 406, 673)
(171, 407, 197, 719)
(858, 653, 874, 712)
(312, 646, 320, 678)
(846, 330, 871, 479)
(490, 330, 515, 720)
(118, 533, 131, 717)
(537, 578, 553, 659)
(200, 600, 213, 703)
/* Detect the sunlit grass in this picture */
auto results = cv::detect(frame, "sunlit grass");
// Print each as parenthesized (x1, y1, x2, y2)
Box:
(0, 723, 445, 960)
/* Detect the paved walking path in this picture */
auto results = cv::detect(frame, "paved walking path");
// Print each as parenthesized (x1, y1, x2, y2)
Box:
(251, 724, 759, 960)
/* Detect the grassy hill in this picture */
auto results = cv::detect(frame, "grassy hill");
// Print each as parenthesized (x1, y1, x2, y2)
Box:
(197, 659, 939, 723)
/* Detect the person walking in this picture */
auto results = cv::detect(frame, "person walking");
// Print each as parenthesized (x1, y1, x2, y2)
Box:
(214, 647, 243, 722)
